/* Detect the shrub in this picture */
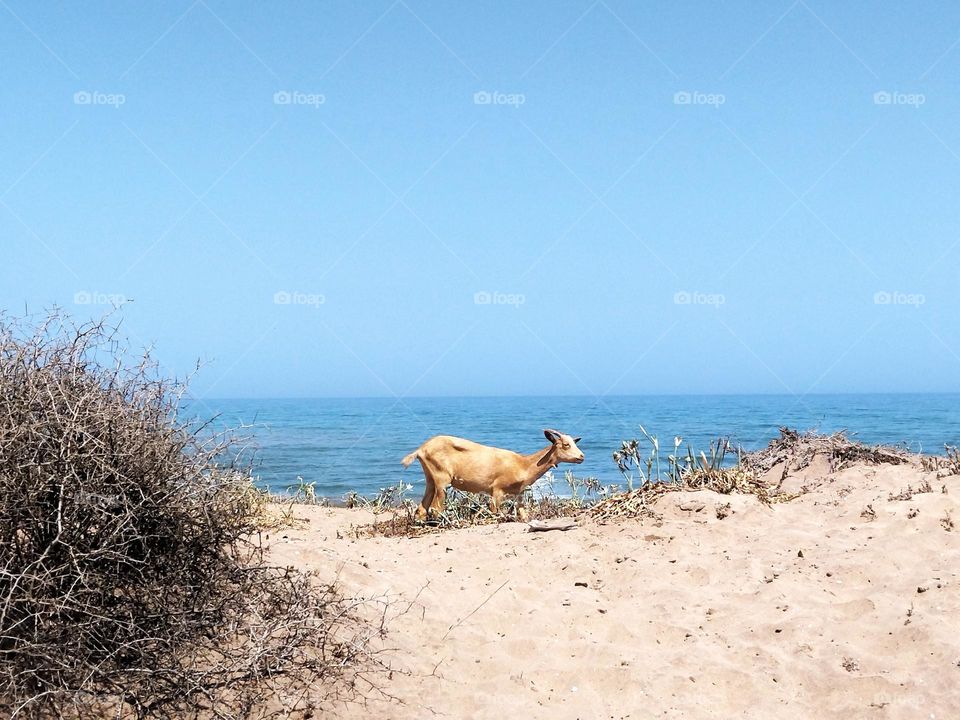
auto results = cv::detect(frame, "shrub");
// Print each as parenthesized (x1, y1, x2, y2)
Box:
(0, 312, 379, 718)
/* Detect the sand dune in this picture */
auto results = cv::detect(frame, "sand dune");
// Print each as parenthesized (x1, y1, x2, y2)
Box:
(267, 456, 960, 719)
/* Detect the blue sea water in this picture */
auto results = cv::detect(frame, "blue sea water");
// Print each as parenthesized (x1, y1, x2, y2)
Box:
(189, 394, 960, 498)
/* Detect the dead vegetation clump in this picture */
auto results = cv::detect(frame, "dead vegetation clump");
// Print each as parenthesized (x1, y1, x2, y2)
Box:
(0, 312, 384, 719)
(888, 480, 933, 502)
(921, 446, 960, 478)
(742, 427, 909, 476)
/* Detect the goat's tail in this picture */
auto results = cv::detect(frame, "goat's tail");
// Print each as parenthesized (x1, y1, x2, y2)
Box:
(400, 448, 420, 468)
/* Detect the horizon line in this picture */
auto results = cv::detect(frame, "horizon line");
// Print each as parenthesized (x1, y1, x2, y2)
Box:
(193, 390, 960, 402)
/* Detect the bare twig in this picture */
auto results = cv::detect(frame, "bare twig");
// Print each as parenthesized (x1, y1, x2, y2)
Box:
(441, 580, 509, 641)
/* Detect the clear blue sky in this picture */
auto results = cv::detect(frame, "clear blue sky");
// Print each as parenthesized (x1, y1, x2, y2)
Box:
(2, 1, 958, 398)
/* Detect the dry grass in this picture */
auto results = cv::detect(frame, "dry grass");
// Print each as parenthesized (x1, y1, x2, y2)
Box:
(921, 446, 960, 478)
(888, 480, 934, 502)
(590, 466, 798, 522)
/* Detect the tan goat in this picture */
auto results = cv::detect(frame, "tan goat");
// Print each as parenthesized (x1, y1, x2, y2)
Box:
(401, 429, 584, 521)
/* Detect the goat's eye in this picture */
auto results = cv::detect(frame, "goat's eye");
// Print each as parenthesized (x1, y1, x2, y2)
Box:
(562, 443, 570, 449)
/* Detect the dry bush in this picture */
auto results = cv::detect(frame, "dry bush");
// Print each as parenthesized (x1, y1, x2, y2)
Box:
(742, 427, 908, 475)
(0, 312, 383, 719)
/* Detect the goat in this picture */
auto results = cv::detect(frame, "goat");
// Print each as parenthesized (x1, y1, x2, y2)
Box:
(401, 429, 584, 521)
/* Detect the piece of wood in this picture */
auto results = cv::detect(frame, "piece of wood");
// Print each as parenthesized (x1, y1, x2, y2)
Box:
(527, 517, 578, 532)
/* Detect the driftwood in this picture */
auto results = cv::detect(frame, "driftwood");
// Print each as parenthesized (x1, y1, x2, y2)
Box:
(527, 517, 578, 532)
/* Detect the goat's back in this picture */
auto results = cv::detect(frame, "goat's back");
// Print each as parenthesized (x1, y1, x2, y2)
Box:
(419, 434, 522, 479)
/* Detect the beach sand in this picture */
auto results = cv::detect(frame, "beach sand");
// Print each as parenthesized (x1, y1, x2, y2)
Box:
(267, 457, 960, 719)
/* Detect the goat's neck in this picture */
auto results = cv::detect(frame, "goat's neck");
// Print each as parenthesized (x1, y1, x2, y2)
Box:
(519, 445, 558, 486)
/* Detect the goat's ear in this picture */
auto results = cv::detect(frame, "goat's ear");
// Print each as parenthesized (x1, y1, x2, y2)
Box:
(544, 428, 561, 443)
(573, 437, 582, 444)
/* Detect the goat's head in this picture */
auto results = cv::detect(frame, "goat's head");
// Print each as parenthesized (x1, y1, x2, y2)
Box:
(543, 429, 585, 464)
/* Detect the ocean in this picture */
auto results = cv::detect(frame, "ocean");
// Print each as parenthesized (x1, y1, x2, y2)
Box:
(190, 394, 960, 498)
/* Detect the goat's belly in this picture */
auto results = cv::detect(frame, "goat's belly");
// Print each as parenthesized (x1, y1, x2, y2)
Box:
(450, 475, 493, 494)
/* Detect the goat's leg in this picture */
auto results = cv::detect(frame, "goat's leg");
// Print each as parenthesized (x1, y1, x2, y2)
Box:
(416, 472, 435, 522)
(429, 479, 447, 517)
(489, 487, 505, 516)
(516, 497, 530, 523)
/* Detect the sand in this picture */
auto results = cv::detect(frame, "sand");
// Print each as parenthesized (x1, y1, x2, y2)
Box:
(266, 457, 960, 719)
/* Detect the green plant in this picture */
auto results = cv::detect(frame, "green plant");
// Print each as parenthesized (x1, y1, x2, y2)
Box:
(371, 481, 414, 512)
(291, 475, 318, 503)
(343, 481, 415, 513)
(613, 426, 736, 487)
